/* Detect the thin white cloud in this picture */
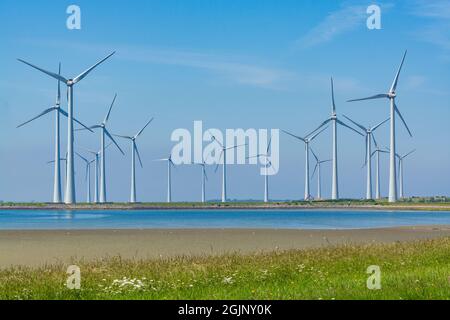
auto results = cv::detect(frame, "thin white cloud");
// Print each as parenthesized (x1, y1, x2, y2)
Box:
(19, 39, 294, 90)
(411, 0, 450, 19)
(296, 5, 367, 48)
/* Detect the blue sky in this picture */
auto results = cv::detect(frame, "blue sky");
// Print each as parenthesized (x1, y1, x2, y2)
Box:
(0, 0, 449, 202)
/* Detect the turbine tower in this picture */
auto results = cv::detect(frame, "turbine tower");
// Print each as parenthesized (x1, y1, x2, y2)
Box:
(155, 156, 175, 203)
(86, 94, 125, 203)
(310, 148, 331, 200)
(209, 133, 246, 203)
(343, 115, 389, 199)
(18, 52, 115, 204)
(17, 63, 91, 203)
(193, 159, 209, 203)
(75, 152, 95, 203)
(114, 118, 154, 203)
(282, 127, 328, 200)
(310, 78, 364, 200)
(348, 50, 412, 203)
(248, 135, 273, 203)
(396, 149, 416, 199)
(82, 143, 112, 203)
(371, 147, 389, 200)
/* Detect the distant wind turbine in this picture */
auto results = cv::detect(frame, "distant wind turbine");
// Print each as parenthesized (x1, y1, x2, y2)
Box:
(155, 155, 175, 203)
(209, 132, 247, 203)
(17, 63, 91, 203)
(347, 50, 412, 203)
(282, 127, 328, 200)
(193, 159, 209, 203)
(310, 78, 364, 200)
(247, 135, 273, 203)
(371, 147, 389, 200)
(343, 115, 389, 200)
(396, 149, 416, 199)
(114, 118, 154, 203)
(82, 143, 112, 203)
(75, 152, 95, 203)
(310, 148, 331, 200)
(18, 52, 115, 204)
(85, 94, 125, 203)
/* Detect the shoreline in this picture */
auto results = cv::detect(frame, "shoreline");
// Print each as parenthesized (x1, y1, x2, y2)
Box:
(1, 225, 449, 268)
(2, 202, 450, 211)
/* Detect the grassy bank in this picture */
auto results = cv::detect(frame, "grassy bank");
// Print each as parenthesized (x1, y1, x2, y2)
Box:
(2, 199, 450, 211)
(1, 237, 449, 300)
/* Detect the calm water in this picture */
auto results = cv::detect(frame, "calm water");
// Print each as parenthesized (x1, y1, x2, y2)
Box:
(0, 209, 450, 230)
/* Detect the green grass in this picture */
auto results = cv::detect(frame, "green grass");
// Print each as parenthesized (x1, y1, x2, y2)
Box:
(1, 238, 449, 300)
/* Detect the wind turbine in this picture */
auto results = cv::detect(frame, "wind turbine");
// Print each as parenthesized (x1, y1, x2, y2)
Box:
(310, 78, 364, 200)
(86, 94, 125, 203)
(209, 133, 246, 203)
(17, 63, 91, 203)
(18, 52, 115, 204)
(396, 149, 416, 199)
(47, 155, 67, 191)
(155, 155, 175, 203)
(75, 152, 95, 203)
(247, 136, 273, 203)
(347, 50, 412, 203)
(114, 118, 154, 203)
(282, 127, 328, 200)
(193, 159, 209, 203)
(82, 143, 112, 203)
(343, 115, 389, 200)
(310, 148, 331, 200)
(371, 147, 389, 200)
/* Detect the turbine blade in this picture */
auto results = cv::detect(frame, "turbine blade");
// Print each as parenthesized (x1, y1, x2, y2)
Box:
(336, 119, 364, 136)
(371, 117, 390, 132)
(312, 163, 318, 178)
(103, 94, 117, 124)
(306, 118, 332, 137)
(17, 59, 68, 83)
(73, 52, 116, 84)
(17, 107, 57, 128)
(394, 102, 413, 137)
(59, 109, 94, 132)
(113, 134, 133, 140)
(282, 129, 305, 142)
(266, 135, 272, 154)
(105, 128, 125, 155)
(135, 117, 154, 138)
(390, 50, 407, 93)
(309, 147, 319, 162)
(308, 125, 328, 141)
(226, 143, 247, 150)
(135, 143, 144, 168)
(75, 152, 88, 163)
(331, 77, 336, 114)
(342, 114, 367, 132)
(347, 94, 389, 102)
(74, 124, 102, 132)
(57, 63, 61, 105)
(372, 133, 378, 148)
(403, 149, 416, 159)
(207, 130, 224, 148)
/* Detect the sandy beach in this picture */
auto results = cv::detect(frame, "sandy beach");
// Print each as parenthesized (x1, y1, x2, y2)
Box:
(0, 226, 449, 268)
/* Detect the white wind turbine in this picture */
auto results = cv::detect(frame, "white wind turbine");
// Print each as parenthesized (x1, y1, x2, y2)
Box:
(310, 148, 331, 200)
(209, 133, 247, 203)
(155, 155, 175, 203)
(114, 118, 154, 203)
(371, 147, 389, 200)
(347, 50, 412, 203)
(310, 78, 364, 200)
(396, 149, 416, 199)
(75, 152, 95, 203)
(282, 127, 328, 200)
(192, 159, 209, 203)
(247, 136, 273, 203)
(82, 143, 112, 203)
(342, 115, 389, 200)
(18, 52, 115, 204)
(17, 63, 91, 203)
(86, 94, 125, 203)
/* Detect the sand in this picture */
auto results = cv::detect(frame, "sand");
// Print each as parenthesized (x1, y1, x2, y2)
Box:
(0, 226, 449, 268)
